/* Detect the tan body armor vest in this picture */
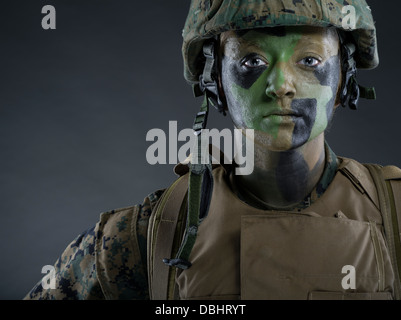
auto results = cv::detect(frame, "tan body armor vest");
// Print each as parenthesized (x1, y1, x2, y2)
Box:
(148, 157, 401, 300)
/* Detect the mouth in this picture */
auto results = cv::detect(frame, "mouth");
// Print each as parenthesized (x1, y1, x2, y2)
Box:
(264, 109, 301, 118)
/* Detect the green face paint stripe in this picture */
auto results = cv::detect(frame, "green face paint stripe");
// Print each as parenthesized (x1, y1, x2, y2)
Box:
(274, 68, 285, 95)
(301, 84, 333, 141)
(242, 28, 302, 92)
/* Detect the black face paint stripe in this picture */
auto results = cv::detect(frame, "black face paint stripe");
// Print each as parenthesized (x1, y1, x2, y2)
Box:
(221, 55, 267, 90)
(313, 54, 341, 122)
(291, 98, 317, 148)
(314, 55, 341, 88)
(276, 151, 309, 202)
(255, 27, 287, 37)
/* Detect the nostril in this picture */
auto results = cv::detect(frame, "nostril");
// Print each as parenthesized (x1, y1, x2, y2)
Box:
(265, 89, 277, 99)
(266, 86, 296, 99)
(266, 86, 277, 98)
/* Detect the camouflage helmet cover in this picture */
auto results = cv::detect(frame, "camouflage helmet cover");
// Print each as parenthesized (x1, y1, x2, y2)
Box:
(182, 0, 379, 84)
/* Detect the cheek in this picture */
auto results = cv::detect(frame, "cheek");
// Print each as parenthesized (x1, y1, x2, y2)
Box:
(221, 57, 268, 127)
(221, 59, 239, 111)
(223, 84, 255, 128)
(295, 56, 341, 122)
(292, 57, 340, 143)
(314, 55, 341, 88)
(296, 84, 334, 142)
(221, 83, 247, 128)
(313, 55, 341, 116)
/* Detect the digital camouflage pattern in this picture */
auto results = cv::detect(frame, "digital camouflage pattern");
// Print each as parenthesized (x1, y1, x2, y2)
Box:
(23, 191, 164, 300)
(182, 0, 378, 84)
(24, 225, 103, 299)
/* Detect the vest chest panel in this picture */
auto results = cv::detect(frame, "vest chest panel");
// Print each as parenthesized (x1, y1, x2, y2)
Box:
(176, 166, 395, 300)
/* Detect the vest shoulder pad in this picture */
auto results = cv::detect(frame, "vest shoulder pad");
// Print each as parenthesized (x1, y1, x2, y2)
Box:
(382, 165, 401, 180)
(95, 188, 164, 300)
(338, 157, 380, 208)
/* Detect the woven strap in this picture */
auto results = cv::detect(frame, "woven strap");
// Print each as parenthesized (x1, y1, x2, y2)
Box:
(366, 164, 401, 299)
(148, 175, 189, 300)
(164, 95, 214, 270)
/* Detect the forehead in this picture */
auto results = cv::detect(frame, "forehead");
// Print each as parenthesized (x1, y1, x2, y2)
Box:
(220, 26, 339, 56)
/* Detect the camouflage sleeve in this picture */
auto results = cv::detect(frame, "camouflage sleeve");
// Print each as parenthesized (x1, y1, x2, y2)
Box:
(23, 189, 165, 300)
(23, 225, 104, 300)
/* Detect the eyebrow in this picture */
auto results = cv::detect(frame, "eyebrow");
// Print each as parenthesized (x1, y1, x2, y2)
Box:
(221, 38, 266, 60)
(223, 37, 264, 51)
(295, 39, 334, 56)
(222, 33, 337, 58)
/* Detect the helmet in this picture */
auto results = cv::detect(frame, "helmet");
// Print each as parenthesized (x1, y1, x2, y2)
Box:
(182, 0, 379, 85)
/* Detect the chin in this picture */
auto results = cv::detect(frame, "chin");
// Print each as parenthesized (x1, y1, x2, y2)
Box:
(253, 131, 302, 152)
(265, 143, 298, 153)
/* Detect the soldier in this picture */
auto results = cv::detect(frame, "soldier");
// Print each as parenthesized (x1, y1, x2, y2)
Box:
(25, 0, 401, 300)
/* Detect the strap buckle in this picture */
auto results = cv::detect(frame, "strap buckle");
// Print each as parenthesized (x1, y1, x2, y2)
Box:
(193, 110, 208, 136)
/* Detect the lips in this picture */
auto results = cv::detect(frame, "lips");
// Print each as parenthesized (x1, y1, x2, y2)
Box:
(264, 109, 301, 117)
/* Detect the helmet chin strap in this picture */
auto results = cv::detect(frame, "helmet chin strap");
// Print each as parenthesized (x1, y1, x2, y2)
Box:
(338, 30, 376, 110)
(193, 40, 226, 116)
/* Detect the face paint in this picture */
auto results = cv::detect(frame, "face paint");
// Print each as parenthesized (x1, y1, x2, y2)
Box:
(220, 26, 341, 151)
(276, 152, 309, 202)
(290, 98, 317, 148)
(313, 54, 341, 123)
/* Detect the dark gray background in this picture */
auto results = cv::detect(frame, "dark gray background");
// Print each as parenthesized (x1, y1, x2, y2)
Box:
(0, 0, 399, 300)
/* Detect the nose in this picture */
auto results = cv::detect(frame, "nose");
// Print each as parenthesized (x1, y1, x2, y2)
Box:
(265, 63, 296, 99)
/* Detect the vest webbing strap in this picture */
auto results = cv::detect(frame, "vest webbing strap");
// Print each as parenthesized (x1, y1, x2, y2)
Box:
(386, 180, 401, 294)
(148, 174, 189, 300)
(165, 95, 214, 269)
(365, 164, 401, 299)
(149, 95, 214, 301)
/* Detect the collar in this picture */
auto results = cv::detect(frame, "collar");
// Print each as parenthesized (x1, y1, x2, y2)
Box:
(300, 142, 338, 209)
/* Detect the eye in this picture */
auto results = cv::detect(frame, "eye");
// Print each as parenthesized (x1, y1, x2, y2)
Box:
(243, 57, 267, 68)
(297, 57, 321, 68)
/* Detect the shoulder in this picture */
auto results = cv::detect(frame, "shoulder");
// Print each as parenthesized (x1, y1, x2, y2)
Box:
(24, 224, 103, 300)
(337, 156, 401, 205)
(95, 189, 165, 300)
(338, 156, 401, 186)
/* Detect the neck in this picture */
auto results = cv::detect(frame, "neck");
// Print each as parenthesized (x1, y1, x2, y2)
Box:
(233, 133, 326, 210)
